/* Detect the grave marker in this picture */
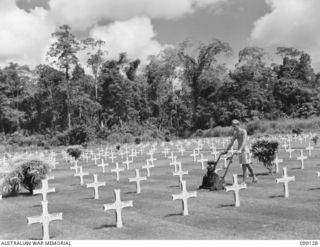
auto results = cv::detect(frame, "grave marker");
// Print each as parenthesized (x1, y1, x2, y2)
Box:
(27, 200, 62, 240)
(142, 160, 154, 177)
(276, 167, 295, 198)
(74, 166, 89, 186)
(306, 143, 314, 157)
(172, 180, 197, 216)
(225, 174, 247, 207)
(103, 189, 133, 228)
(33, 176, 55, 202)
(98, 159, 109, 173)
(297, 149, 307, 169)
(86, 174, 106, 199)
(197, 154, 208, 170)
(111, 162, 125, 181)
(129, 169, 147, 194)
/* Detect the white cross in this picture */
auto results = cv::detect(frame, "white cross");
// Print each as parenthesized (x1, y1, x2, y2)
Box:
(172, 180, 197, 216)
(122, 156, 133, 170)
(109, 152, 116, 163)
(173, 163, 188, 187)
(305, 143, 314, 157)
(27, 200, 63, 240)
(286, 146, 295, 159)
(297, 149, 307, 169)
(111, 162, 124, 181)
(282, 143, 288, 150)
(129, 169, 147, 194)
(225, 174, 247, 207)
(162, 148, 169, 158)
(142, 159, 154, 177)
(220, 155, 228, 168)
(170, 157, 180, 173)
(276, 167, 295, 198)
(190, 149, 199, 162)
(74, 166, 89, 186)
(211, 149, 219, 161)
(148, 156, 157, 167)
(228, 146, 236, 155)
(273, 155, 283, 174)
(168, 152, 175, 162)
(86, 174, 106, 199)
(70, 160, 79, 173)
(33, 176, 55, 202)
(98, 159, 109, 173)
(103, 189, 133, 228)
(197, 154, 208, 170)
(92, 155, 100, 165)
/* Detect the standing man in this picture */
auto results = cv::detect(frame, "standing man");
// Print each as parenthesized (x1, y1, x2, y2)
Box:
(222, 119, 258, 184)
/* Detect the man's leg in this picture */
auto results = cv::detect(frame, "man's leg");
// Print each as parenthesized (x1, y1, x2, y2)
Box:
(241, 164, 247, 184)
(246, 163, 258, 183)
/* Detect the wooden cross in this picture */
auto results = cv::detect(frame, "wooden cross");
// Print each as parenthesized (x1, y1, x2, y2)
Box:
(86, 174, 106, 199)
(142, 159, 154, 177)
(103, 189, 133, 228)
(297, 149, 307, 169)
(148, 156, 157, 166)
(225, 174, 247, 207)
(286, 146, 295, 159)
(129, 169, 147, 194)
(276, 167, 295, 198)
(27, 200, 63, 240)
(274, 155, 283, 173)
(178, 146, 185, 156)
(172, 180, 197, 216)
(122, 156, 133, 170)
(190, 149, 199, 162)
(170, 157, 180, 173)
(74, 166, 89, 186)
(173, 163, 188, 187)
(33, 176, 55, 202)
(211, 149, 219, 161)
(162, 148, 169, 158)
(98, 159, 109, 173)
(92, 155, 100, 165)
(70, 160, 79, 173)
(109, 152, 116, 163)
(305, 143, 314, 157)
(111, 162, 124, 181)
(168, 152, 175, 162)
(197, 154, 208, 170)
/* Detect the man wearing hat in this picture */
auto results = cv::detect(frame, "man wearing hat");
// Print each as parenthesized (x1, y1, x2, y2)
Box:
(222, 119, 258, 184)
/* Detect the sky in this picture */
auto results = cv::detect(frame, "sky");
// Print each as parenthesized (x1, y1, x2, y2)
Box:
(1, 0, 320, 71)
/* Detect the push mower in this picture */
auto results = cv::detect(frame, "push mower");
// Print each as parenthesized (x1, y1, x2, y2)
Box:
(199, 152, 237, 191)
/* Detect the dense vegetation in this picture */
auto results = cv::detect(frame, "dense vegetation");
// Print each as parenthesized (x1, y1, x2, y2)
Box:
(1, 25, 320, 146)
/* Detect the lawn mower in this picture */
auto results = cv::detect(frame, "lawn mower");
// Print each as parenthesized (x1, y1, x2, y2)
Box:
(199, 152, 237, 191)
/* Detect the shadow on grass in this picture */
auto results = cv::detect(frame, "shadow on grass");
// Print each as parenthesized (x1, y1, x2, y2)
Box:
(3, 192, 33, 198)
(125, 191, 137, 194)
(94, 224, 117, 230)
(255, 172, 272, 176)
(168, 185, 180, 188)
(291, 167, 302, 170)
(164, 212, 183, 217)
(217, 203, 234, 208)
(308, 187, 320, 191)
(269, 195, 284, 198)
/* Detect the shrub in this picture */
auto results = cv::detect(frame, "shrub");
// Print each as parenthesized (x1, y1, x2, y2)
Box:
(106, 133, 123, 144)
(246, 120, 268, 135)
(312, 136, 319, 145)
(1, 156, 50, 196)
(251, 139, 279, 173)
(66, 145, 82, 160)
(292, 128, 303, 135)
(135, 137, 141, 144)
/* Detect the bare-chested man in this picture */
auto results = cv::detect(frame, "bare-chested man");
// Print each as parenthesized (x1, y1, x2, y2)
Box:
(222, 119, 258, 184)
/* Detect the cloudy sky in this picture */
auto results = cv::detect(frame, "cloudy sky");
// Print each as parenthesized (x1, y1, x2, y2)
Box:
(1, 0, 320, 71)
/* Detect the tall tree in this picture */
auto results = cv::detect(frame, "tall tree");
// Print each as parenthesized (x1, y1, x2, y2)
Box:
(47, 25, 80, 129)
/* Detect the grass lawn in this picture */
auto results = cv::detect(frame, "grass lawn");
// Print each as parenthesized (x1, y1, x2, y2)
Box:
(1, 139, 320, 240)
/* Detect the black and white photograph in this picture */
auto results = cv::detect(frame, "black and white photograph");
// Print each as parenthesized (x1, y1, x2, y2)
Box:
(1, 0, 320, 244)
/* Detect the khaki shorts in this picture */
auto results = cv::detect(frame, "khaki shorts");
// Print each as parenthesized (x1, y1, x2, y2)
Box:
(239, 147, 251, 164)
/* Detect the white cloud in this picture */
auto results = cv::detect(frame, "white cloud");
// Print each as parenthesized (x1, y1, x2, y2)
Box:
(48, 0, 227, 30)
(89, 16, 165, 64)
(0, 0, 227, 68)
(250, 0, 320, 69)
(0, 0, 53, 68)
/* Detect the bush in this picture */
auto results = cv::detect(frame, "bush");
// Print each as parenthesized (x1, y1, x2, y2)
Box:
(1, 157, 49, 196)
(51, 125, 95, 146)
(246, 120, 268, 135)
(135, 137, 141, 144)
(66, 145, 82, 160)
(251, 139, 279, 173)
(312, 136, 319, 145)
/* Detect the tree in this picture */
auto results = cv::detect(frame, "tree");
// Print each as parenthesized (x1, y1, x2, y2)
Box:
(47, 25, 81, 129)
(178, 39, 232, 128)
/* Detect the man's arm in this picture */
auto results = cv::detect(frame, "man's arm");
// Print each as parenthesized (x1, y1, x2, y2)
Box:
(223, 135, 236, 154)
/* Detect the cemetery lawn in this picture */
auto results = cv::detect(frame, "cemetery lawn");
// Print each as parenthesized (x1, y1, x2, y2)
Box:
(1, 143, 320, 240)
